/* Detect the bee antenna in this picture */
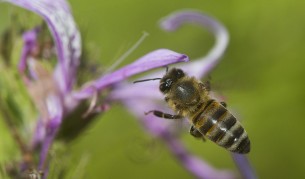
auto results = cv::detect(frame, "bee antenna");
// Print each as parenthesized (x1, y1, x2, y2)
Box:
(133, 78, 162, 84)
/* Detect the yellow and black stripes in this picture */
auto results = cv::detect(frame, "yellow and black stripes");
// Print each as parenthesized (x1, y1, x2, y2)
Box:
(192, 100, 250, 154)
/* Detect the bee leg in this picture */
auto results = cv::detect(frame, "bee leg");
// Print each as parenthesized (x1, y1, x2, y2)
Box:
(189, 125, 206, 141)
(145, 110, 182, 119)
(189, 125, 203, 138)
(204, 80, 211, 91)
(199, 81, 211, 92)
(220, 102, 227, 107)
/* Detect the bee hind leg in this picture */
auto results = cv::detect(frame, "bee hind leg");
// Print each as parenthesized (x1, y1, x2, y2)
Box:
(145, 110, 182, 120)
(189, 125, 206, 141)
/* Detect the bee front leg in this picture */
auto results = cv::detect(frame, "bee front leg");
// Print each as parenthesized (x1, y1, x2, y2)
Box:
(199, 81, 211, 92)
(189, 125, 206, 141)
(145, 110, 182, 120)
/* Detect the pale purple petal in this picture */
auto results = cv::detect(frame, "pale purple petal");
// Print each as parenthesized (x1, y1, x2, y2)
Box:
(38, 94, 64, 177)
(39, 115, 62, 179)
(160, 10, 229, 78)
(19, 28, 39, 74)
(31, 118, 45, 148)
(73, 49, 188, 99)
(5, 0, 81, 93)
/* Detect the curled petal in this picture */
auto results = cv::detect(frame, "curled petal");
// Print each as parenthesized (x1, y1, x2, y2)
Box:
(73, 49, 189, 99)
(160, 10, 229, 78)
(5, 0, 82, 93)
(110, 10, 229, 102)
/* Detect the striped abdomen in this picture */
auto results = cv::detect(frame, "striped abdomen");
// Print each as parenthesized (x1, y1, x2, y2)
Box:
(192, 100, 250, 154)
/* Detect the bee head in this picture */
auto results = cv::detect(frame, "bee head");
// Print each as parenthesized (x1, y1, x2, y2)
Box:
(159, 68, 185, 93)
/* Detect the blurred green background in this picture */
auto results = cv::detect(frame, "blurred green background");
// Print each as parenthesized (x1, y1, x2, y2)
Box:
(1, 0, 305, 178)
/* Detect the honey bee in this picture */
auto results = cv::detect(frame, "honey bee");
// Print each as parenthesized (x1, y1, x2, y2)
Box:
(134, 68, 250, 154)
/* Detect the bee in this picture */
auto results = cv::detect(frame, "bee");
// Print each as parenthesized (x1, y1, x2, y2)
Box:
(134, 68, 250, 154)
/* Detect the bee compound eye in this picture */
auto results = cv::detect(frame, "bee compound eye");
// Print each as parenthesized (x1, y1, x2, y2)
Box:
(160, 79, 172, 92)
(176, 69, 184, 78)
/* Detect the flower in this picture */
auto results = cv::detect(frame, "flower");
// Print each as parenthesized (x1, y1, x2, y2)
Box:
(3, 0, 188, 177)
(1, 0, 255, 179)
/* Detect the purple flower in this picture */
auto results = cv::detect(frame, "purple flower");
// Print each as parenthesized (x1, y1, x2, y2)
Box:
(2, 0, 255, 178)
(4, 0, 188, 177)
